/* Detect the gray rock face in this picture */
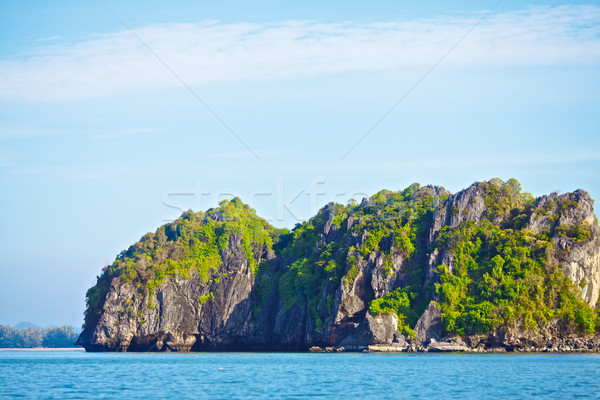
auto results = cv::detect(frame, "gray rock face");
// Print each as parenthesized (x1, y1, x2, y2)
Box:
(339, 312, 399, 347)
(426, 184, 485, 278)
(507, 189, 600, 307)
(429, 184, 484, 242)
(427, 184, 600, 307)
(77, 233, 266, 351)
(77, 181, 600, 352)
(427, 339, 470, 352)
(541, 190, 600, 307)
(414, 302, 442, 343)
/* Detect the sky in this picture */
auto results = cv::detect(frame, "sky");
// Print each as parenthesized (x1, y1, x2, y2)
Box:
(0, 0, 599, 328)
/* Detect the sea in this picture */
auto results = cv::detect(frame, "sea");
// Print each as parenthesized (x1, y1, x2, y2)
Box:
(1, 351, 599, 399)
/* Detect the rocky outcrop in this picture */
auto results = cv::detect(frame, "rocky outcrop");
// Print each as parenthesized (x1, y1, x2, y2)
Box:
(430, 183, 485, 239)
(413, 302, 442, 343)
(77, 181, 600, 352)
(339, 313, 400, 347)
(539, 190, 600, 307)
(426, 338, 471, 352)
(77, 233, 268, 351)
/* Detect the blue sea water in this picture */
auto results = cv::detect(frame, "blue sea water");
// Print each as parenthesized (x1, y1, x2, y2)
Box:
(1, 351, 599, 399)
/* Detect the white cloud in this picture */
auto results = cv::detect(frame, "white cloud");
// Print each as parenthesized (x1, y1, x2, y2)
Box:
(0, 124, 168, 140)
(0, 148, 18, 168)
(91, 126, 171, 139)
(289, 148, 600, 173)
(0, 126, 64, 140)
(0, 5, 598, 101)
(208, 148, 289, 159)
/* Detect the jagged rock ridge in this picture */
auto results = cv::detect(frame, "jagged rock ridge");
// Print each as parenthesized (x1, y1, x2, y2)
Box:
(77, 179, 600, 352)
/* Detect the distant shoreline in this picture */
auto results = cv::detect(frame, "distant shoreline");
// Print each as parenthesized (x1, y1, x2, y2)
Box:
(0, 347, 84, 352)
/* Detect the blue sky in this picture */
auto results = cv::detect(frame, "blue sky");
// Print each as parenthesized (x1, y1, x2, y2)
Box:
(0, 1, 599, 328)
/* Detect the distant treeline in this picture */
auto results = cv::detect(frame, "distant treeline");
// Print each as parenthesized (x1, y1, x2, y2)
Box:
(0, 325, 79, 348)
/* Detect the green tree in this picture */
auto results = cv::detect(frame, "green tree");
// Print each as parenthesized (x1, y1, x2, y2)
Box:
(42, 326, 79, 348)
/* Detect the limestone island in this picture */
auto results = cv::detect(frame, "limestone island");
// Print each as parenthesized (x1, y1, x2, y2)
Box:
(77, 179, 600, 353)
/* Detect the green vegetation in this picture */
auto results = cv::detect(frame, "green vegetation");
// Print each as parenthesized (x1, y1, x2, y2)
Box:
(369, 288, 416, 338)
(84, 198, 277, 327)
(199, 292, 214, 305)
(482, 178, 534, 222)
(83, 178, 599, 339)
(271, 183, 443, 331)
(557, 221, 591, 243)
(435, 179, 598, 336)
(0, 325, 79, 348)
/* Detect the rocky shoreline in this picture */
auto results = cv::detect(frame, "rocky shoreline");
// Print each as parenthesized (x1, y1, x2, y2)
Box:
(309, 334, 600, 353)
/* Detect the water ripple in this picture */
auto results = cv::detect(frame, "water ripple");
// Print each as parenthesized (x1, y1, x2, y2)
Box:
(1, 352, 599, 399)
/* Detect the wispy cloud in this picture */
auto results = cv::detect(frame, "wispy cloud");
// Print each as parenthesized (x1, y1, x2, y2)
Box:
(6, 146, 599, 183)
(92, 126, 171, 139)
(0, 124, 169, 140)
(208, 148, 289, 159)
(0, 126, 64, 140)
(0, 149, 18, 168)
(299, 147, 600, 173)
(11, 163, 162, 180)
(0, 5, 598, 101)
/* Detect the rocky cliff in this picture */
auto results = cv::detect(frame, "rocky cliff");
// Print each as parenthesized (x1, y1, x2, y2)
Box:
(77, 179, 600, 352)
